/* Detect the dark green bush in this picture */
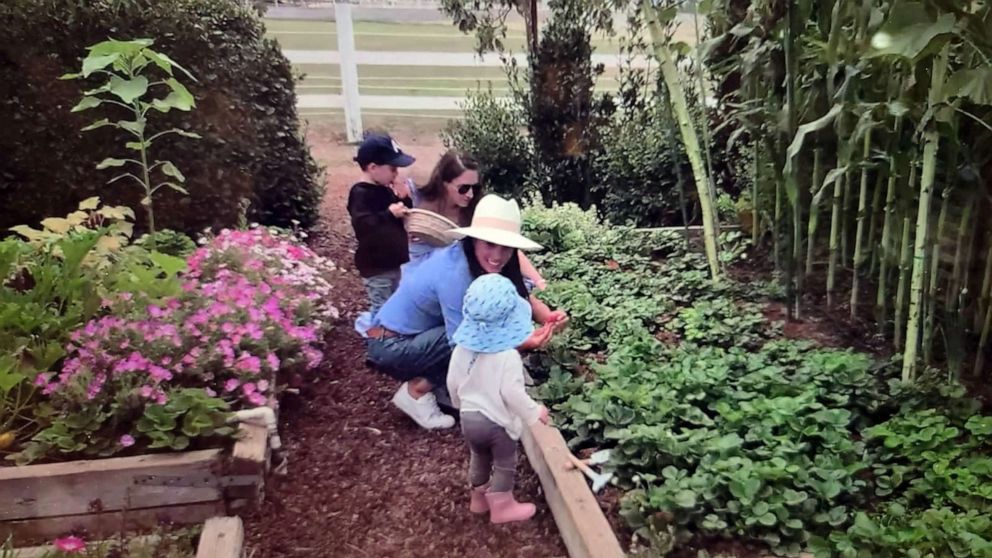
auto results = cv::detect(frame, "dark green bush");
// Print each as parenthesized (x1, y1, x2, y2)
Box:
(0, 0, 323, 235)
(442, 89, 534, 200)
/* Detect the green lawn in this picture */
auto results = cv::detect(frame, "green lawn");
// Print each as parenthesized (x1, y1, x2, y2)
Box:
(263, 18, 621, 54)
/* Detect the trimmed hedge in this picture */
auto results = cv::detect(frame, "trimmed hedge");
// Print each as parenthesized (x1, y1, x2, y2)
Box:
(0, 0, 323, 234)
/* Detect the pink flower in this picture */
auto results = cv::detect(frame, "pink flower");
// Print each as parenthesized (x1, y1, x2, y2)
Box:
(242, 382, 257, 395)
(257, 380, 270, 392)
(53, 536, 86, 553)
(266, 354, 280, 371)
(205, 387, 217, 397)
(140, 385, 155, 398)
(119, 434, 135, 447)
(248, 392, 267, 406)
(34, 373, 49, 387)
(223, 379, 240, 392)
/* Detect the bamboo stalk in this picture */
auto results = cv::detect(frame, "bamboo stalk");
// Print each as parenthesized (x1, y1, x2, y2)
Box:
(775, 168, 783, 271)
(876, 116, 905, 329)
(947, 197, 974, 308)
(867, 171, 886, 275)
(827, 173, 845, 308)
(806, 148, 825, 276)
(842, 169, 851, 268)
(975, 241, 992, 375)
(902, 47, 949, 383)
(977, 230, 992, 331)
(895, 214, 913, 350)
(752, 141, 761, 246)
(851, 129, 873, 319)
(642, 0, 721, 281)
(923, 190, 950, 364)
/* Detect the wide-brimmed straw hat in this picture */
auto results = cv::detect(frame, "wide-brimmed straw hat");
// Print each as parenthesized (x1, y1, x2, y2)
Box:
(453, 273, 533, 353)
(405, 208, 458, 247)
(448, 195, 541, 251)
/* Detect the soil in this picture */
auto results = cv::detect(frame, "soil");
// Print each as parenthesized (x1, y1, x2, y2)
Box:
(242, 122, 567, 557)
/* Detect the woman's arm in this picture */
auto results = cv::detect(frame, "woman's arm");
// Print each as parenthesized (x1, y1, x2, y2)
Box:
(518, 252, 546, 291)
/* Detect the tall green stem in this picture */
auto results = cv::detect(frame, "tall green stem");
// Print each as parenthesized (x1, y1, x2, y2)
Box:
(876, 116, 905, 329)
(642, 0, 721, 280)
(827, 172, 845, 308)
(902, 47, 949, 382)
(806, 148, 824, 276)
(851, 129, 872, 319)
(895, 213, 913, 350)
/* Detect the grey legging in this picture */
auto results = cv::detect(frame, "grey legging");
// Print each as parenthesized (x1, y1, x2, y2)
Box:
(460, 411, 517, 492)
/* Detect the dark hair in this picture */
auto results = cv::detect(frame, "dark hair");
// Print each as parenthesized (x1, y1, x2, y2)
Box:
(462, 238, 529, 298)
(419, 150, 483, 206)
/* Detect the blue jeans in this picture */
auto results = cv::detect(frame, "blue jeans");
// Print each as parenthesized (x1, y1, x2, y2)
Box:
(367, 325, 452, 387)
(362, 268, 401, 317)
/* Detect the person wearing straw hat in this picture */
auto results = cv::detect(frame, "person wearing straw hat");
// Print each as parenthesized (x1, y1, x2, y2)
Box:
(447, 273, 550, 524)
(366, 194, 568, 430)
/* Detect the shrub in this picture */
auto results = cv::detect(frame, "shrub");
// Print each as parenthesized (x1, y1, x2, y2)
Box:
(593, 108, 696, 227)
(0, 0, 323, 236)
(442, 89, 534, 199)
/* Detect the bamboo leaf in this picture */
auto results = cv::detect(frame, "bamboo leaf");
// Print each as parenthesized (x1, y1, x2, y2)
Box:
(945, 68, 992, 106)
(96, 158, 128, 170)
(784, 104, 843, 177)
(822, 166, 850, 193)
(869, 5, 955, 61)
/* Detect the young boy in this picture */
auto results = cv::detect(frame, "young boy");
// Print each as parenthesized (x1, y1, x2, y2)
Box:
(347, 133, 415, 316)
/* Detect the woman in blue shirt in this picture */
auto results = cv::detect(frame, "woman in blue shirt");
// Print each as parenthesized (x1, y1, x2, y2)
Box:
(366, 195, 567, 430)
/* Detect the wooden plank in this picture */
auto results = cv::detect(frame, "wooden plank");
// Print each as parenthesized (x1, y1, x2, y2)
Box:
(195, 516, 245, 558)
(230, 422, 269, 476)
(0, 501, 224, 546)
(0, 450, 223, 521)
(521, 423, 625, 558)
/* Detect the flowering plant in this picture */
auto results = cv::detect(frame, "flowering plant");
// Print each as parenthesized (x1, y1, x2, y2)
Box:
(12, 228, 337, 464)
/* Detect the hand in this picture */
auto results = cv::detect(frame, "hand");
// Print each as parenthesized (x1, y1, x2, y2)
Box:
(388, 202, 408, 219)
(519, 323, 553, 351)
(546, 310, 569, 333)
(537, 405, 550, 425)
(392, 177, 412, 200)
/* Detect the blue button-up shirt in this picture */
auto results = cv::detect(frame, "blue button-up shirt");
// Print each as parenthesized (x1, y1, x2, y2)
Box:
(375, 243, 473, 343)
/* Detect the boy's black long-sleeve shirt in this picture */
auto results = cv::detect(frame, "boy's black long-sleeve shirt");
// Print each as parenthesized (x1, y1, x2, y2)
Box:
(347, 182, 412, 278)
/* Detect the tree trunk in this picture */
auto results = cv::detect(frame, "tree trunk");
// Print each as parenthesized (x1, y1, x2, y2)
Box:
(850, 129, 872, 319)
(876, 116, 905, 330)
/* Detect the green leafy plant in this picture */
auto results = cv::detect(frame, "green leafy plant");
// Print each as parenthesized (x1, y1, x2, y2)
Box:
(134, 229, 195, 258)
(62, 38, 200, 240)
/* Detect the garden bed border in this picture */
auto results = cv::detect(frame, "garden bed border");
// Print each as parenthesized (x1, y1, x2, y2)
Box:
(521, 422, 625, 558)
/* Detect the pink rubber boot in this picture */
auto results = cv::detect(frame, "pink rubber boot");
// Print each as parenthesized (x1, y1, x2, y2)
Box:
(484, 491, 536, 524)
(470, 484, 490, 514)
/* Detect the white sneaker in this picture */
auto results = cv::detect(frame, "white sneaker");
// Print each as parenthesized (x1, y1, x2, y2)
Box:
(391, 383, 456, 430)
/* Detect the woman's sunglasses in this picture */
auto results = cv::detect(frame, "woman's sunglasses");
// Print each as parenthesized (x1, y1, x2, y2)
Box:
(457, 183, 479, 195)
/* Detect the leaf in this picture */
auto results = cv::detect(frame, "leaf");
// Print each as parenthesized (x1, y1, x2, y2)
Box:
(868, 6, 956, 61)
(161, 161, 186, 183)
(108, 75, 149, 104)
(81, 53, 120, 77)
(148, 251, 188, 276)
(70, 97, 102, 113)
(784, 104, 844, 178)
(146, 50, 196, 81)
(757, 512, 777, 526)
(158, 79, 195, 111)
(40, 218, 71, 234)
(81, 119, 113, 132)
(673, 489, 697, 508)
(173, 129, 201, 139)
(78, 197, 100, 210)
(96, 158, 128, 170)
(164, 183, 190, 195)
(945, 68, 992, 106)
(125, 141, 147, 151)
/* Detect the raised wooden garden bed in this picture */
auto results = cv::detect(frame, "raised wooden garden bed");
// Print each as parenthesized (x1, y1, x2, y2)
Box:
(8, 515, 246, 558)
(0, 420, 271, 545)
(521, 422, 625, 558)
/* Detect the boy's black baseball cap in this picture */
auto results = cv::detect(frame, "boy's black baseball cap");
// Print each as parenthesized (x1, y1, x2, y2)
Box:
(354, 134, 416, 168)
